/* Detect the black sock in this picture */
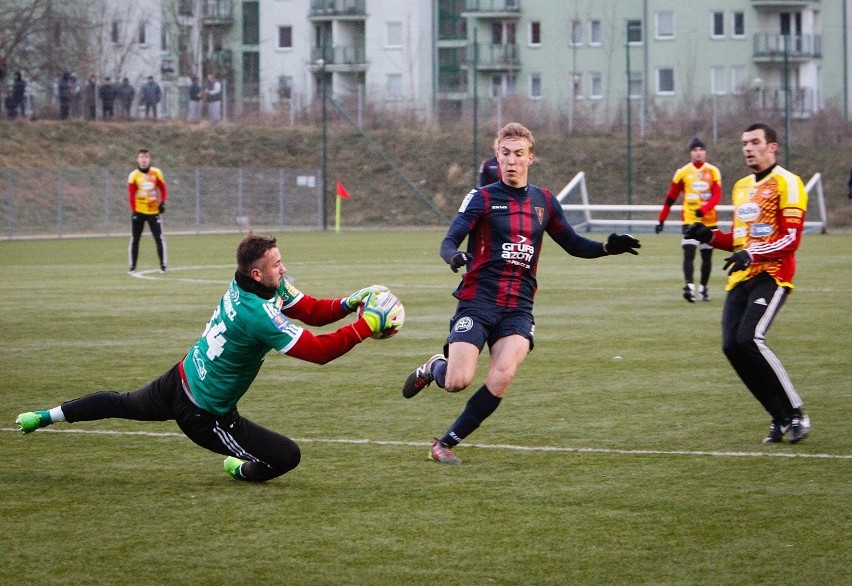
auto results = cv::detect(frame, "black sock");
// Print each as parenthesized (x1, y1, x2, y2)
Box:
(441, 385, 502, 446)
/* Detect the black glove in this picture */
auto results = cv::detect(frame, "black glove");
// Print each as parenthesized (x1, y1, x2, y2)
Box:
(605, 233, 640, 255)
(695, 209, 704, 218)
(683, 222, 713, 244)
(449, 251, 473, 273)
(654, 221, 664, 234)
(158, 203, 165, 214)
(722, 250, 752, 275)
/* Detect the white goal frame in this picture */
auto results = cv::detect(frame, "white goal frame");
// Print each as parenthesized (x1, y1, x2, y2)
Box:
(556, 171, 828, 234)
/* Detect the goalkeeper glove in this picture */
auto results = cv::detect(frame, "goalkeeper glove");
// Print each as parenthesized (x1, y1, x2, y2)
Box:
(158, 203, 165, 214)
(449, 251, 473, 273)
(654, 221, 664, 234)
(695, 209, 704, 218)
(343, 284, 389, 312)
(722, 250, 752, 275)
(604, 233, 640, 255)
(360, 290, 402, 334)
(683, 222, 713, 244)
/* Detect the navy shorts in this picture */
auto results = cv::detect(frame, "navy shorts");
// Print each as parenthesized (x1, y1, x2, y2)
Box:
(445, 302, 535, 353)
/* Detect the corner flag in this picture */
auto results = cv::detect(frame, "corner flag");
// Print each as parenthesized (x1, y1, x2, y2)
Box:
(335, 182, 350, 233)
(336, 181, 350, 199)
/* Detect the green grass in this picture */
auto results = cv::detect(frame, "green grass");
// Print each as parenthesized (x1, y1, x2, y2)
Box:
(1, 231, 850, 585)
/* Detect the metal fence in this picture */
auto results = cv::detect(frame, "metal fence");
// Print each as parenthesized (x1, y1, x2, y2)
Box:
(1, 167, 323, 239)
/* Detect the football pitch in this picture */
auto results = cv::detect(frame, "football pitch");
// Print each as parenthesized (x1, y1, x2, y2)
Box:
(1, 230, 850, 585)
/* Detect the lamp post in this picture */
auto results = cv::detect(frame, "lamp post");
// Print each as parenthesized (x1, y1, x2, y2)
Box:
(318, 57, 328, 230)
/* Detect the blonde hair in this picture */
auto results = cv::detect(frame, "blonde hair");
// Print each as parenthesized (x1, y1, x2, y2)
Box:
(496, 122, 535, 154)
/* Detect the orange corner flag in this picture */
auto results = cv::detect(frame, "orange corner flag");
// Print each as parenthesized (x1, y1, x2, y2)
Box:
(336, 181, 350, 199)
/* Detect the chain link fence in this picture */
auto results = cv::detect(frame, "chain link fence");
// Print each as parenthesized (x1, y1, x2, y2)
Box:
(1, 167, 323, 239)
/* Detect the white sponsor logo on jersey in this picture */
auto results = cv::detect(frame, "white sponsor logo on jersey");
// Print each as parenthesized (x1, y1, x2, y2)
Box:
(750, 223, 773, 237)
(501, 235, 534, 268)
(736, 202, 761, 222)
(691, 180, 709, 193)
(458, 189, 477, 213)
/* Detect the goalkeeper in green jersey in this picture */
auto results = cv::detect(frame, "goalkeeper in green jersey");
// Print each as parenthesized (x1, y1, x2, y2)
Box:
(15, 234, 401, 482)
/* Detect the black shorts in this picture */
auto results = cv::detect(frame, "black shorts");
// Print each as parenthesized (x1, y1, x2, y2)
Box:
(445, 301, 535, 353)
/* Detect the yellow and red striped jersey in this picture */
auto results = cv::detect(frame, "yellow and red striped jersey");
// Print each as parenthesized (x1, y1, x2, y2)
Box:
(128, 167, 167, 215)
(714, 166, 807, 290)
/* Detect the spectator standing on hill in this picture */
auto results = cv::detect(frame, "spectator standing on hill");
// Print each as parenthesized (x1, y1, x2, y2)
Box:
(127, 148, 168, 273)
(99, 76, 116, 119)
(6, 71, 26, 118)
(57, 71, 72, 120)
(401, 122, 641, 465)
(187, 76, 202, 121)
(15, 233, 398, 483)
(69, 73, 82, 118)
(83, 75, 97, 120)
(119, 78, 135, 118)
(141, 76, 161, 119)
(477, 138, 501, 187)
(204, 72, 222, 122)
(655, 138, 722, 302)
(684, 123, 810, 445)
(847, 168, 852, 199)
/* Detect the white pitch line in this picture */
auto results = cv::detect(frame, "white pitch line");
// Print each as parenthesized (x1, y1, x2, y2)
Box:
(3, 427, 851, 460)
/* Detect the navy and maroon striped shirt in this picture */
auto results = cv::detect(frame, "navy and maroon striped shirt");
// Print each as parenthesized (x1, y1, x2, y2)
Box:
(440, 181, 606, 310)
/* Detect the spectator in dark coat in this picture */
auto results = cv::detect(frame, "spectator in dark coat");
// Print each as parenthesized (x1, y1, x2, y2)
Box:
(83, 75, 97, 120)
(57, 71, 72, 120)
(99, 76, 116, 119)
(140, 76, 161, 119)
(7, 71, 26, 118)
(119, 78, 135, 118)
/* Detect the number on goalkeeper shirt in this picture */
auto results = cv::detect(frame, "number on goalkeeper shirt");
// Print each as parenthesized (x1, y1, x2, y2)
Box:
(205, 322, 227, 360)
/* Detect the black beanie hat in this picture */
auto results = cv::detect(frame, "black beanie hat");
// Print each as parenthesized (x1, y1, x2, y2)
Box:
(689, 137, 706, 150)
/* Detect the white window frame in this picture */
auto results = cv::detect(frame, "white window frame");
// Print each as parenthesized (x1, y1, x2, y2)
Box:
(386, 73, 403, 100)
(277, 25, 293, 50)
(656, 67, 674, 96)
(655, 11, 674, 40)
(590, 72, 603, 99)
(628, 71, 643, 98)
(711, 11, 724, 39)
(732, 12, 745, 39)
(529, 72, 542, 99)
(731, 66, 748, 95)
(569, 20, 582, 47)
(386, 21, 403, 48)
(589, 20, 602, 46)
(711, 66, 727, 95)
(529, 21, 542, 47)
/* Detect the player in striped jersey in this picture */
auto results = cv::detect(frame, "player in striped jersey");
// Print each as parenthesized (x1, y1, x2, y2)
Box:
(685, 123, 810, 444)
(401, 122, 641, 464)
(127, 149, 168, 273)
(15, 234, 396, 482)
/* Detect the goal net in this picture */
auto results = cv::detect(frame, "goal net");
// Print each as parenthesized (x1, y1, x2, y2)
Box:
(556, 172, 828, 234)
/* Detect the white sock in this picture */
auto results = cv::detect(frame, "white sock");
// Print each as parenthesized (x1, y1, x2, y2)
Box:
(48, 406, 66, 423)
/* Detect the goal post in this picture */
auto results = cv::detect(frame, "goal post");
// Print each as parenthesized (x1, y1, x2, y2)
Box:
(556, 172, 828, 234)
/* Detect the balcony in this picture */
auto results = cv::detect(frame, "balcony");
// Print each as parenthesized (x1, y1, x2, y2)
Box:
(753, 85, 818, 118)
(201, 0, 234, 26)
(753, 33, 822, 61)
(465, 44, 520, 71)
(751, 1, 820, 8)
(462, 0, 521, 18)
(309, 0, 366, 19)
(310, 46, 368, 70)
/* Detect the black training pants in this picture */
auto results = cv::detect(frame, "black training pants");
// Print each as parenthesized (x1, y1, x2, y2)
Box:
(720, 272, 803, 423)
(61, 364, 301, 482)
(130, 213, 165, 269)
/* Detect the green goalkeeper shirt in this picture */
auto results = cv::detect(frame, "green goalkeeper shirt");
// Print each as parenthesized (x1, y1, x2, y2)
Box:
(181, 277, 305, 416)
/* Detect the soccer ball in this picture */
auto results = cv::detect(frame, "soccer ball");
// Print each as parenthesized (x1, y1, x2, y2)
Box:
(359, 290, 405, 339)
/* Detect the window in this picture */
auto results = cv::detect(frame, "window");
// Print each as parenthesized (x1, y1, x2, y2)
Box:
(138, 22, 147, 45)
(529, 21, 541, 46)
(387, 74, 403, 99)
(111, 21, 120, 44)
(570, 20, 582, 46)
(656, 68, 674, 95)
(712, 12, 724, 38)
(589, 20, 602, 46)
(386, 22, 402, 48)
(711, 66, 727, 95)
(529, 72, 542, 99)
(492, 21, 516, 45)
(505, 73, 517, 95)
(628, 71, 643, 98)
(491, 74, 503, 98)
(243, 1, 259, 45)
(278, 76, 292, 100)
(570, 73, 582, 99)
(732, 12, 745, 38)
(590, 72, 603, 99)
(627, 19, 642, 44)
(655, 11, 674, 39)
(731, 66, 748, 94)
(278, 26, 292, 49)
